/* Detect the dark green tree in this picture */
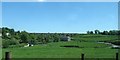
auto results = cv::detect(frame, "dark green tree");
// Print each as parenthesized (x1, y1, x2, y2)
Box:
(94, 30, 100, 34)
(20, 31, 29, 43)
(102, 31, 109, 35)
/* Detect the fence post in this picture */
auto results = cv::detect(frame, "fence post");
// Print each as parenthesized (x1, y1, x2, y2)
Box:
(81, 53, 84, 60)
(116, 53, 118, 60)
(5, 52, 11, 60)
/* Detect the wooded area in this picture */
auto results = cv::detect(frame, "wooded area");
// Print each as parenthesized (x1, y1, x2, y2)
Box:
(1, 27, 120, 48)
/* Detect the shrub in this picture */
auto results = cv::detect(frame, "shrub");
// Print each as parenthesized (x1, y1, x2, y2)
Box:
(2, 39, 19, 48)
(9, 43, 25, 48)
(2, 39, 10, 48)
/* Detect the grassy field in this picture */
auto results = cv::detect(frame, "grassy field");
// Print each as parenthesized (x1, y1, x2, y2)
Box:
(2, 42, 116, 58)
(73, 34, 119, 42)
(0, 37, 2, 60)
(2, 35, 119, 59)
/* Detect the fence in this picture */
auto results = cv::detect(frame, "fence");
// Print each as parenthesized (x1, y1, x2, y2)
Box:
(4, 52, 119, 60)
(5, 52, 11, 60)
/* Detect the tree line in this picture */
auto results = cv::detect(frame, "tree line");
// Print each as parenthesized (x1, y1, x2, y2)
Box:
(1, 27, 120, 48)
(87, 30, 120, 35)
(1, 27, 76, 48)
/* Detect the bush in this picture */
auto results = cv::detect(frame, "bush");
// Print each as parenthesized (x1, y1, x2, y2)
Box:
(18, 43, 26, 47)
(2, 39, 19, 48)
(9, 39, 19, 45)
(29, 39, 38, 45)
(9, 43, 26, 48)
(2, 39, 10, 48)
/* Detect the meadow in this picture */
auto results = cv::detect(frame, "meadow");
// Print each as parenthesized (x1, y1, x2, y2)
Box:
(0, 37, 2, 60)
(2, 34, 120, 60)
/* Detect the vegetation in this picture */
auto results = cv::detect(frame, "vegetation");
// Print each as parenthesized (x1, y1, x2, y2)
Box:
(1, 27, 120, 48)
(1, 27, 62, 48)
(2, 41, 117, 59)
(1, 27, 120, 59)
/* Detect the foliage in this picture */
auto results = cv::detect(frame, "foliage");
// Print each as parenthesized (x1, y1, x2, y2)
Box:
(20, 31, 30, 43)
(2, 39, 19, 48)
(9, 43, 26, 48)
(2, 39, 9, 48)
(87, 30, 120, 35)
(1, 27, 120, 48)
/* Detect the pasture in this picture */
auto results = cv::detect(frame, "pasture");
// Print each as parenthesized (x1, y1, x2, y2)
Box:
(0, 37, 2, 60)
(2, 34, 119, 59)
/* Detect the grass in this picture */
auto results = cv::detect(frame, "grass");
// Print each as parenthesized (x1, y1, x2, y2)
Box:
(0, 37, 2, 60)
(2, 35, 119, 59)
(2, 41, 116, 58)
(73, 34, 119, 42)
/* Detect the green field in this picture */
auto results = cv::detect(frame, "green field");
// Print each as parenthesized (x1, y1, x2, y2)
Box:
(2, 35, 120, 59)
(0, 37, 2, 60)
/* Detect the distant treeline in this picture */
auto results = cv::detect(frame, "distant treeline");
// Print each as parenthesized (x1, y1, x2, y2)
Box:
(0, 27, 120, 48)
(87, 30, 120, 35)
(1, 27, 77, 48)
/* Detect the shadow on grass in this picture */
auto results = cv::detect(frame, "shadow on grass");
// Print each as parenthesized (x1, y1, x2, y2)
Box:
(2, 58, 116, 60)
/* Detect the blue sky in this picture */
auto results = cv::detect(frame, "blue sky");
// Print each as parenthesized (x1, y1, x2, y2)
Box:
(2, 2, 118, 33)
(2, 0, 120, 2)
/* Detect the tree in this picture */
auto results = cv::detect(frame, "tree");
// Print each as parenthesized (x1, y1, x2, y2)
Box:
(0, 28, 2, 33)
(87, 31, 90, 34)
(9, 38, 19, 45)
(29, 34, 38, 44)
(20, 31, 29, 43)
(2, 39, 10, 48)
(109, 30, 118, 35)
(2, 38, 19, 48)
(102, 31, 109, 35)
(118, 30, 120, 35)
(36, 34, 43, 42)
(90, 31, 94, 34)
(94, 30, 100, 34)
(9, 28, 15, 36)
(2, 27, 9, 39)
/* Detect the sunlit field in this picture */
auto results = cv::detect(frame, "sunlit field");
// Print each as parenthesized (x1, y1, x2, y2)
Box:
(2, 35, 119, 59)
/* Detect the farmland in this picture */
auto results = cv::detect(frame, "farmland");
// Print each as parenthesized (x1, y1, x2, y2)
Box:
(0, 37, 2, 60)
(2, 2, 120, 60)
(2, 34, 120, 60)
